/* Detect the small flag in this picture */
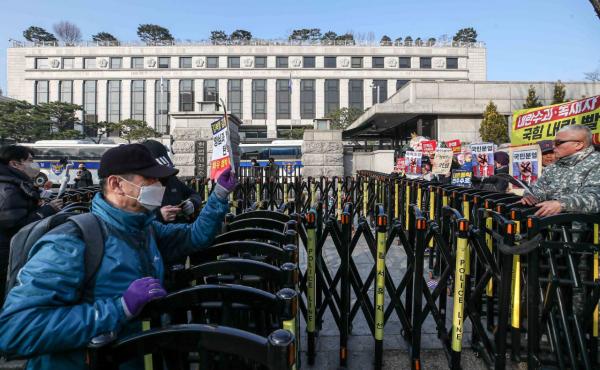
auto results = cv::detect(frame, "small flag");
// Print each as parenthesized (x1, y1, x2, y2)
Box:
(427, 279, 438, 290)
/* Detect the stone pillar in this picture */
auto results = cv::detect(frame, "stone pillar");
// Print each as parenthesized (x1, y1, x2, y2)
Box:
(96, 80, 108, 123)
(146, 79, 156, 129)
(242, 78, 252, 121)
(364, 79, 373, 109)
(171, 129, 209, 178)
(315, 78, 325, 119)
(121, 79, 131, 119)
(73, 80, 83, 121)
(219, 79, 228, 107)
(267, 79, 277, 138)
(291, 78, 301, 121)
(301, 130, 344, 178)
(170, 78, 180, 114)
(49, 80, 59, 102)
(339, 79, 349, 110)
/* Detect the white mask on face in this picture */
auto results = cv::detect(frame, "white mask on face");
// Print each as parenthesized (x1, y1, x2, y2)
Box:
(119, 177, 165, 211)
(17, 161, 40, 179)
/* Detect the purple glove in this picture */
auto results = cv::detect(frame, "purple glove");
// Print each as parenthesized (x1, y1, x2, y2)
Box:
(214, 167, 237, 200)
(121, 277, 167, 319)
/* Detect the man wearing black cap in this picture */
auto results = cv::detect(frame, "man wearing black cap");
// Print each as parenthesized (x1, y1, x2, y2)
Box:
(0, 143, 236, 370)
(537, 140, 556, 168)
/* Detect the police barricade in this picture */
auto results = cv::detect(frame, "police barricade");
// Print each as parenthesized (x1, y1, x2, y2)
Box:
(86, 325, 295, 370)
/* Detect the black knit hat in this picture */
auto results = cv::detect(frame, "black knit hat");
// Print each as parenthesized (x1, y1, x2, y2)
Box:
(98, 144, 178, 179)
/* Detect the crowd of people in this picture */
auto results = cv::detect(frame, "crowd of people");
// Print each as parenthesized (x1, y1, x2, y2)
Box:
(0, 125, 598, 369)
(0, 141, 235, 369)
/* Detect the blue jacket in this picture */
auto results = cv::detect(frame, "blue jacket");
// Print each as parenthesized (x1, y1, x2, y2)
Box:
(0, 191, 229, 369)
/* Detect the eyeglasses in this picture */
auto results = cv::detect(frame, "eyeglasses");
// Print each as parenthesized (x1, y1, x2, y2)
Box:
(553, 139, 580, 147)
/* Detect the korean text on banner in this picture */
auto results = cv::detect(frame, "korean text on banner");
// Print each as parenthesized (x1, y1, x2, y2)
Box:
(511, 95, 600, 145)
(432, 148, 453, 176)
(405, 151, 422, 179)
(421, 140, 437, 155)
(210, 116, 232, 180)
(470, 143, 494, 178)
(509, 144, 541, 186)
(451, 170, 472, 188)
(446, 139, 462, 154)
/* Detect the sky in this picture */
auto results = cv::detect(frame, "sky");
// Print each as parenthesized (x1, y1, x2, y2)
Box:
(0, 0, 599, 95)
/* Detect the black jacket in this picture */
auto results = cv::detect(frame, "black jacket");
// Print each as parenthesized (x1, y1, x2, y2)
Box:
(74, 168, 93, 188)
(479, 166, 510, 193)
(0, 164, 57, 252)
(155, 175, 203, 223)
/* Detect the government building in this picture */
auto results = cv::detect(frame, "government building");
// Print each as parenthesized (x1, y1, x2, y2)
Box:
(6, 40, 486, 140)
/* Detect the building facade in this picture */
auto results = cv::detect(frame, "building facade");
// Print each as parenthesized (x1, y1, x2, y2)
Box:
(6, 40, 486, 140)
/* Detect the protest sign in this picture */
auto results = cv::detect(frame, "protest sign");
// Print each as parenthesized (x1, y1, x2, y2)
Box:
(209, 113, 241, 180)
(393, 157, 405, 175)
(432, 148, 453, 176)
(455, 147, 473, 171)
(421, 140, 437, 155)
(470, 143, 494, 178)
(451, 170, 472, 188)
(511, 95, 600, 145)
(446, 139, 462, 154)
(509, 144, 541, 186)
(404, 151, 422, 178)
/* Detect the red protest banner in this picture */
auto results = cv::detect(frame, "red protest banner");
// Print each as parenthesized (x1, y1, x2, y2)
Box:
(446, 139, 462, 153)
(421, 140, 437, 154)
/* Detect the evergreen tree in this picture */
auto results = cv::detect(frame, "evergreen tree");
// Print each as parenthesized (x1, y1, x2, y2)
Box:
(453, 27, 478, 43)
(327, 107, 365, 130)
(210, 30, 228, 43)
(552, 81, 567, 104)
(523, 85, 543, 108)
(380, 35, 392, 45)
(92, 32, 119, 45)
(23, 26, 57, 43)
(137, 24, 174, 44)
(120, 119, 161, 143)
(479, 101, 509, 144)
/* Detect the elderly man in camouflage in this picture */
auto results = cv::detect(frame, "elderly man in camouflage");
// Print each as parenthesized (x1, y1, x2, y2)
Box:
(521, 125, 600, 217)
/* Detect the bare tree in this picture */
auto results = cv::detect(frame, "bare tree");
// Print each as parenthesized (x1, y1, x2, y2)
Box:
(367, 31, 375, 44)
(585, 70, 600, 81)
(53, 21, 82, 45)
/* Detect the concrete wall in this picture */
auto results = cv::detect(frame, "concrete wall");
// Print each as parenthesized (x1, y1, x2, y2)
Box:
(437, 115, 482, 143)
(346, 150, 395, 175)
(301, 130, 344, 178)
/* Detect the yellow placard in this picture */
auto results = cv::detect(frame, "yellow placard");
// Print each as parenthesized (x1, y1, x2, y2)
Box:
(511, 96, 600, 145)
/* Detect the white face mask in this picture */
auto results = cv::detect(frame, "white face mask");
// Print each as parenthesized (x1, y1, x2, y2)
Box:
(16, 160, 40, 179)
(119, 177, 165, 212)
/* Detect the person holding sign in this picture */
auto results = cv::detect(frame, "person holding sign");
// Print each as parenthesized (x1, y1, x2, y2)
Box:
(521, 125, 600, 216)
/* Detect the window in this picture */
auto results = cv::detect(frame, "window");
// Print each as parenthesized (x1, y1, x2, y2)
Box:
(35, 81, 49, 104)
(399, 57, 411, 68)
(349, 80, 363, 110)
(276, 57, 288, 68)
(372, 80, 388, 104)
(228, 57, 240, 68)
(324, 57, 336, 68)
(84, 58, 96, 69)
(372, 57, 384, 68)
(207, 56, 219, 68)
(240, 129, 267, 140)
(180, 57, 192, 68)
(303, 56, 315, 68)
(62, 58, 74, 69)
(300, 79, 315, 119)
(252, 79, 267, 119)
(158, 57, 170, 68)
(227, 80, 242, 116)
(276, 79, 291, 119)
(254, 56, 266, 68)
(155, 79, 170, 133)
(110, 57, 122, 69)
(447, 57, 458, 69)
(131, 80, 145, 121)
(35, 58, 48, 69)
(203, 79, 218, 101)
(131, 57, 144, 68)
(59, 81, 73, 104)
(107, 80, 121, 123)
(351, 57, 363, 68)
(179, 79, 194, 112)
(420, 57, 432, 69)
(83, 80, 97, 136)
(324, 79, 339, 115)
(396, 80, 410, 90)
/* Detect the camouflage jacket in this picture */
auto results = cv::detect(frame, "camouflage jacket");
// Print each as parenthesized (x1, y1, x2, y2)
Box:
(531, 146, 600, 214)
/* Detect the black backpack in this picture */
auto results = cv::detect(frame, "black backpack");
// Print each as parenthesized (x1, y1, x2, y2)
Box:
(5, 212, 106, 299)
